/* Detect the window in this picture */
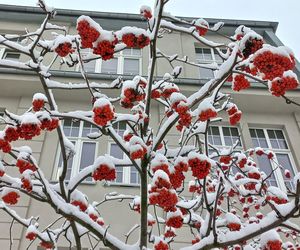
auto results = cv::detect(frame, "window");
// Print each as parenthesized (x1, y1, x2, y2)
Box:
(249, 128, 296, 190)
(208, 126, 241, 148)
(195, 47, 226, 80)
(55, 119, 99, 182)
(79, 48, 141, 75)
(2, 51, 20, 61)
(109, 121, 140, 185)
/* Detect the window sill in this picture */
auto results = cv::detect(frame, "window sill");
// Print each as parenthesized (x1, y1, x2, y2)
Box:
(104, 182, 140, 188)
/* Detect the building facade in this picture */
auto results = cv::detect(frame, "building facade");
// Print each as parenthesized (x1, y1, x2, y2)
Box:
(0, 3, 300, 249)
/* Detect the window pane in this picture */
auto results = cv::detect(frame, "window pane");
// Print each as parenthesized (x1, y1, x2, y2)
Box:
(101, 58, 118, 74)
(256, 129, 265, 138)
(257, 155, 277, 186)
(250, 129, 268, 148)
(124, 58, 139, 75)
(82, 121, 98, 137)
(110, 144, 124, 183)
(110, 144, 123, 159)
(79, 142, 96, 181)
(230, 128, 239, 137)
(267, 130, 276, 139)
(63, 119, 80, 137)
(130, 166, 140, 184)
(211, 126, 220, 136)
(84, 60, 96, 72)
(276, 153, 295, 190)
(269, 139, 280, 149)
(223, 127, 230, 136)
(123, 48, 141, 56)
(4, 52, 20, 61)
(113, 121, 126, 136)
(199, 67, 214, 79)
(278, 139, 288, 149)
(249, 129, 256, 138)
(275, 130, 284, 139)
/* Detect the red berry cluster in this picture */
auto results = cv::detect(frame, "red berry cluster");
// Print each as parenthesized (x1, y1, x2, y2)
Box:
(71, 200, 88, 212)
(166, 214, 183, 228)
(2, 191, 20, 205)
(219, 155, 232, 165)
(77, 19, 100, 49)
(149, 187, 178, 212)
(169, 170, 185, 189)
(164, 229, 176, 238)
(121, 87, 145, 109)
(161, 87, 179, 99)
(16, 159, 37, 174)
(93, 39, 117, 61)
(248, 172, 261, 180)
(151, 89, 161, 99)
(270, 75, 299, 97)
(26, 232, 37, 241)
(242, 38, 264, 58)
(188, 156, 211, 179)
(227, 222, 241, 231)
(198, 108, 217, 122)
(192, 237, 200, 245)
(39, 241, 54, 250)
(266, 195, 287, 205)
(189, 182, 201, 193)
(4, 126, 19, 142)
(93, 104, 114, 126)
(263, 240, 282, 250)
(19, 123, 41, 140)
(227, 104, 242, 126)
(232, 74, 250, 91)
(40, 117, 59, 131)
(0, 137, 11, 153)
(92, 164, 116, 181)
(32, 99, 45, 112)
(196, 26, 208, 36)
(140, 7, 152, 19)
(122, 33, 150, 49)
(55, 42, 74, 57)
(130, 146, 147, 160)
(253, 51, 295, 80)
(21, 177, 32, 192)
(154, 240, 169, 250)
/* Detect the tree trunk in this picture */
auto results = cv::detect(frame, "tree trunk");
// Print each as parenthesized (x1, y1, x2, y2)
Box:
(139, 160, 148, 249)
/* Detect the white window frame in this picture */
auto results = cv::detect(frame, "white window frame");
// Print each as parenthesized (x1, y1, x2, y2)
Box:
(108, 122, 140, 186)
(53, 120, 99, 184)
(249, 127, 297, 191)
(78, 48, 142, 75)
(208, 125, 243, 150)
(195, 47, 224, 79)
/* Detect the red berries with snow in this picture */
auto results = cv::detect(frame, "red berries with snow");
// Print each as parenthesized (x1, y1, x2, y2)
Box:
(140, 5, 152, 19)
(166, 210, 183, 228)
(93, 98, 114, 126)
(71, 191, 88, 212)
(188, 152, 213, 179)
(16, 158, 37, 174)
(4, 126, 19, 142)
(252, 46, 295, 80)
(93, 38, 117, 61)
(32, 93, 47, 112)
(129, 136, 147, 160)
(77, 16, 100, 49)
(154, 240, 169, 250)
(242, 37, 264, 59)
(39, 241, 54, 250)
(269, 71, 299, 97)
(120, 27, 150, 49)
(195, 18, 209, 36)
(227, 104, 242, 125)
(232, 74, 250, 91)
(120, 77, 146, 108)
(26, 232, 37, 241)
(0, 132, 11, 153)
(19, 113, 41, 140)
(1, 189, 20, 205)
(197, 99, 217, 122)
(261, 230, 282, 250)
(92, 156, 116, 181)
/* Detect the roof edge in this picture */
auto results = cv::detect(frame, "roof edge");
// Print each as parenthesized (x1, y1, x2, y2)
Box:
(0, 4, 279, 32)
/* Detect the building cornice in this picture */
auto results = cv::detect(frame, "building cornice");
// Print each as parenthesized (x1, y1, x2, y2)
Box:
(0, 4, 278, 32)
